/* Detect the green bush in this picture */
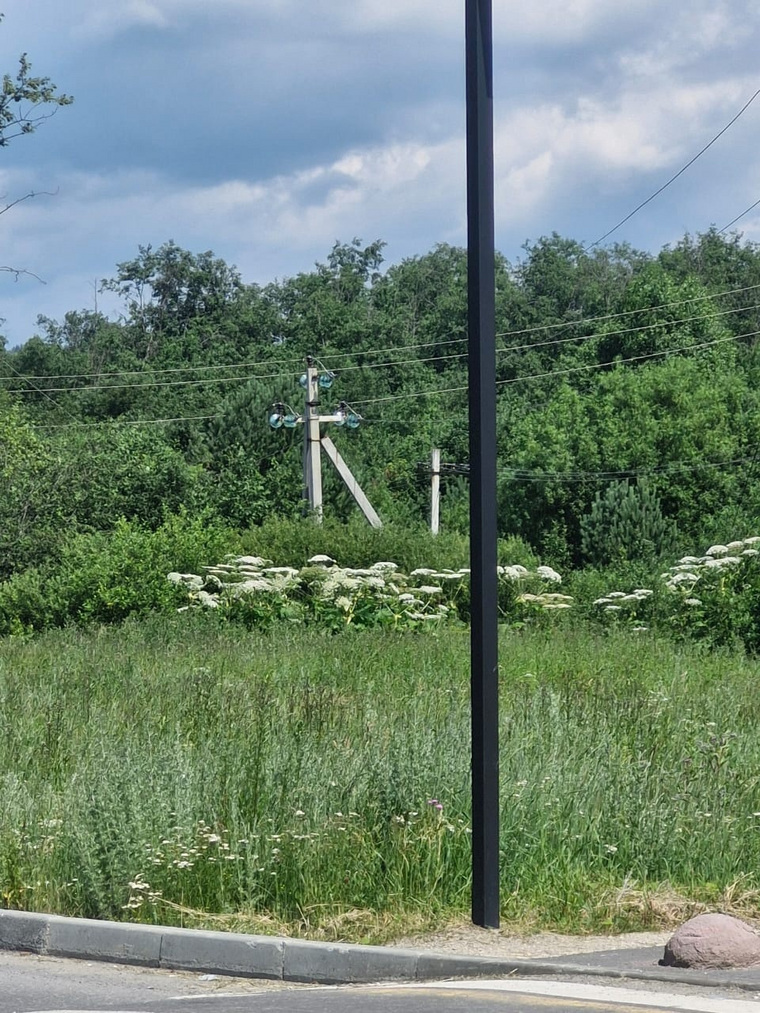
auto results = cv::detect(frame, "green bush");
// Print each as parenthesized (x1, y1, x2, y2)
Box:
(0, 513, 237, 635)
(239, 516, 538, 574)
(580, 537, 760, 653)
(239, 516, 468, 572)
(661, 539, 760, 652)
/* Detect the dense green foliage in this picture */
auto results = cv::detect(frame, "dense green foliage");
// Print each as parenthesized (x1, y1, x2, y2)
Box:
(2, 620, 760, 939)
(3, 228, 760, 630)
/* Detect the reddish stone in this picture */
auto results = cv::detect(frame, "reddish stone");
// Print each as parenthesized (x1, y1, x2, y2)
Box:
(662, 913, 760, 969)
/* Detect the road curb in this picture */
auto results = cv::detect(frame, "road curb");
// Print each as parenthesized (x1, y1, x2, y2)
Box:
(2, 909, 760, 992)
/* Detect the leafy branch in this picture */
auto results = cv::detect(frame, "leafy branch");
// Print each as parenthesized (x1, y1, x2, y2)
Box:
(0, 50, 73, 147)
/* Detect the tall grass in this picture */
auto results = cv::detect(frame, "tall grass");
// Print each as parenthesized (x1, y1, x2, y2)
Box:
(1, 617, 759, 941)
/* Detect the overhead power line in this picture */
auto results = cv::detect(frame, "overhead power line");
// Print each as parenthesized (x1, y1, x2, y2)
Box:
(0, 360, 80, 423)
(497, 299, 760, 355)
(496, 328, 755, 386)
(585, 86, 760, 250)
(8, 282, 760, 390)
(500, 451, 758, 483)
(326, 299, 760, 377)
(351, 324, 760, 407)
(3, 368, 300, 395)
(493, 281, 760, 341)
(6, 356, 303, 382)
(719, 197, 760, 234)
(33, 413, 223, 430)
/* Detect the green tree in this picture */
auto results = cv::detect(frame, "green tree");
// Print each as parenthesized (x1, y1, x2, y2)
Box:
(0, 23, 72, 147)
(580, 481, 678, 567)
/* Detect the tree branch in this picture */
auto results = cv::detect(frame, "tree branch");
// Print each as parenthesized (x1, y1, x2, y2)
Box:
(0, 189, 58, 217)
(0, 266, 46, 283)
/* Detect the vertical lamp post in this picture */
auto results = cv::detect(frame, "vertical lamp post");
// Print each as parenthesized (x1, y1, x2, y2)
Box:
(466, 0, 500, 928)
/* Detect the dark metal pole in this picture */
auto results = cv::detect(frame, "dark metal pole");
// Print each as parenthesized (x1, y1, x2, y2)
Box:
(466, 0, 500, 929)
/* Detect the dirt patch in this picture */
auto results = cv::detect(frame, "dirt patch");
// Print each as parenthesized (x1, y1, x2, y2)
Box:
(390, 923, 670, 960)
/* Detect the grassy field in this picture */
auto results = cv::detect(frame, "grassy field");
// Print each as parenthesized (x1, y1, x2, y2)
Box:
(1, 616, 759, 942)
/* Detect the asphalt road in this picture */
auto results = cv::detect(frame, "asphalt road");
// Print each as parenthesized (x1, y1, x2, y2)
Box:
(3, 951, 760, 1013)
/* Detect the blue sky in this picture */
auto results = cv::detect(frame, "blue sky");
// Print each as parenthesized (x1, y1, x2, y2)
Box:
(1, 0, 758, 346)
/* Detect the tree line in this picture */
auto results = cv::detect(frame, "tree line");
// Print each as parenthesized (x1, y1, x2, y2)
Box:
(2, 228, 760, 580)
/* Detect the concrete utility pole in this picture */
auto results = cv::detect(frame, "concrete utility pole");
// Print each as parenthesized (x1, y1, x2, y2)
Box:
(466, 0, 500, 929)
(418, 452, 471, 535)
(303, 358, 324, 521)
(431, 448, 441, 536)
(270, 357, 382, 529)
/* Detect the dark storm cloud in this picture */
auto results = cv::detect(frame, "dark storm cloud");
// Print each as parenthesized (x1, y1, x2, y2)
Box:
(0, 0, 759, 345)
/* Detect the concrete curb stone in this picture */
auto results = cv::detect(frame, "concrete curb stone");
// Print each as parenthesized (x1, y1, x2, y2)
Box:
(0, 911, 49, 955)
(45, 915, 164, 967)
(283, 938, 419, 983)
(3, 909, 760, 992)
(161, 928, 284, 979)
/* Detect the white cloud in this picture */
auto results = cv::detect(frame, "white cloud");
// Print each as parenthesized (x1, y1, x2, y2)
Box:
(2, 0, 760, 345)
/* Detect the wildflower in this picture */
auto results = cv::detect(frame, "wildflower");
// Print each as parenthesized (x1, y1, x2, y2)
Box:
(705, 544, 729, 557)
(703, 556, 741, 569)
(536, 565, 562, 583)
(427, 798, 444, 811)
(502, 565, 529, 580)
(604, 844, 618, 853)
(667, 572, 699, 585)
